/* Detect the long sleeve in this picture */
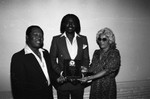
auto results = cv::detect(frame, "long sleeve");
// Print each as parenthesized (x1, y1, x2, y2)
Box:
(10, 53, 26, 98)
(88, 49, 121, 77)
(50, 36, 62, 75)
(88, 50, 99, 73)
(104, 49, 121, 75)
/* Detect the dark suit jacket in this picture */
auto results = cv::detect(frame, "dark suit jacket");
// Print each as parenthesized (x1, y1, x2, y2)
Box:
(50, 34, 90, 90)
(10, 49, 54, 99)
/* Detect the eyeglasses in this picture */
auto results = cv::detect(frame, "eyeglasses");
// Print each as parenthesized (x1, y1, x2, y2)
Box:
(98, 38, 108, 42)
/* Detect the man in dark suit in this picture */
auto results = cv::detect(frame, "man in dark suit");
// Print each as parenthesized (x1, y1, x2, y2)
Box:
(50, 14, 90, 99)
(10, 25, 54, 99)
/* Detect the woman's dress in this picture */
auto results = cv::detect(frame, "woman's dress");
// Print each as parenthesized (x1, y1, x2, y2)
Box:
(89, 49, 121, 99)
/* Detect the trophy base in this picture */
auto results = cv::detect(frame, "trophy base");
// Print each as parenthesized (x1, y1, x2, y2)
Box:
(66, 76, 81, 85)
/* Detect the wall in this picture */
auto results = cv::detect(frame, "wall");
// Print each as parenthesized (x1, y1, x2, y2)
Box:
(0, 0, 150, 94)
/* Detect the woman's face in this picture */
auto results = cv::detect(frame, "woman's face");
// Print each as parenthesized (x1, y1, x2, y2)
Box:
(98, 34, 110, 50)
(65, 18, 76, 33)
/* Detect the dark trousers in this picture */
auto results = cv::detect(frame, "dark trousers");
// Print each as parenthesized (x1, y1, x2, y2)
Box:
(12, 85, 54, 99)
(57, 88, 84, 99)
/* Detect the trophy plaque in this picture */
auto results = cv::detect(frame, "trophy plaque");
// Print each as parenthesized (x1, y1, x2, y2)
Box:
(63, 59, 82, 81)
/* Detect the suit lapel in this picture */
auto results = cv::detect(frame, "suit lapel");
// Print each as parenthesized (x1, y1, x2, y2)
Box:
(59, 36, 71, 59)
(76, 36, 82, 59)
(24, 53, 47, 80)
(43, 51, 50, 76)
(59, 36, 83, 59)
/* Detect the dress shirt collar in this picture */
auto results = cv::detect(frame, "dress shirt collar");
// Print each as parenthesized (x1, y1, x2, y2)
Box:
(60, 32, 80, 38)
(24, 45, 44, 55)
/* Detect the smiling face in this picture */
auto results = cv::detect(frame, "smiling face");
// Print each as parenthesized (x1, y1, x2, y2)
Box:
(98, 34, 110, 50)
(26, 27, 44, 50)
(65, 18, 76, 34)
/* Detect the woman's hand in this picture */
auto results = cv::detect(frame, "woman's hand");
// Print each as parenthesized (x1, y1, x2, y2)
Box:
(78, 77, 89, 83)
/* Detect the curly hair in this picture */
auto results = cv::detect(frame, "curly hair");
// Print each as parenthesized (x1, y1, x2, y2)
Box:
(96, 27, 116, 49)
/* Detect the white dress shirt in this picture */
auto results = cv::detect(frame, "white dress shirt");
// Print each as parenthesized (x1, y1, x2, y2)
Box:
(61, 32, 79, 60)
(24, 45, 50, 85)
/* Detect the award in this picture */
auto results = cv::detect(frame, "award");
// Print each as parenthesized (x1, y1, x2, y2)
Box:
(63, 59, 82, 84)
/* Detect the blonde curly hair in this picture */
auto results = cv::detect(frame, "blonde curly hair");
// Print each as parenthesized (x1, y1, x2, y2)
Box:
(96, 27, 115, 44)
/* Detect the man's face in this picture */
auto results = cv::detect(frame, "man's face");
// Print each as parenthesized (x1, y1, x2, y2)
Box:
(65, 18, 76, 33)
(27, 28, 43, 49)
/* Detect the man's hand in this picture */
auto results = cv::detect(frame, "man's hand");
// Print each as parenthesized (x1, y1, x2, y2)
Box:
(81, 66, 88, 73)
(57, 76, 66, 83)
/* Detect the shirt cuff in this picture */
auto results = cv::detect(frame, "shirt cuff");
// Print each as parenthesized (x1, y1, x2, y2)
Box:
(60, 71, 63, 76)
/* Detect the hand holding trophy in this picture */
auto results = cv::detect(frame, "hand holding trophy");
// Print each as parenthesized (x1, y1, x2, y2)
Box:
(79, 66, 93, 83)
(81, 66, 88, 77)
(57, 74, 66, 83)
